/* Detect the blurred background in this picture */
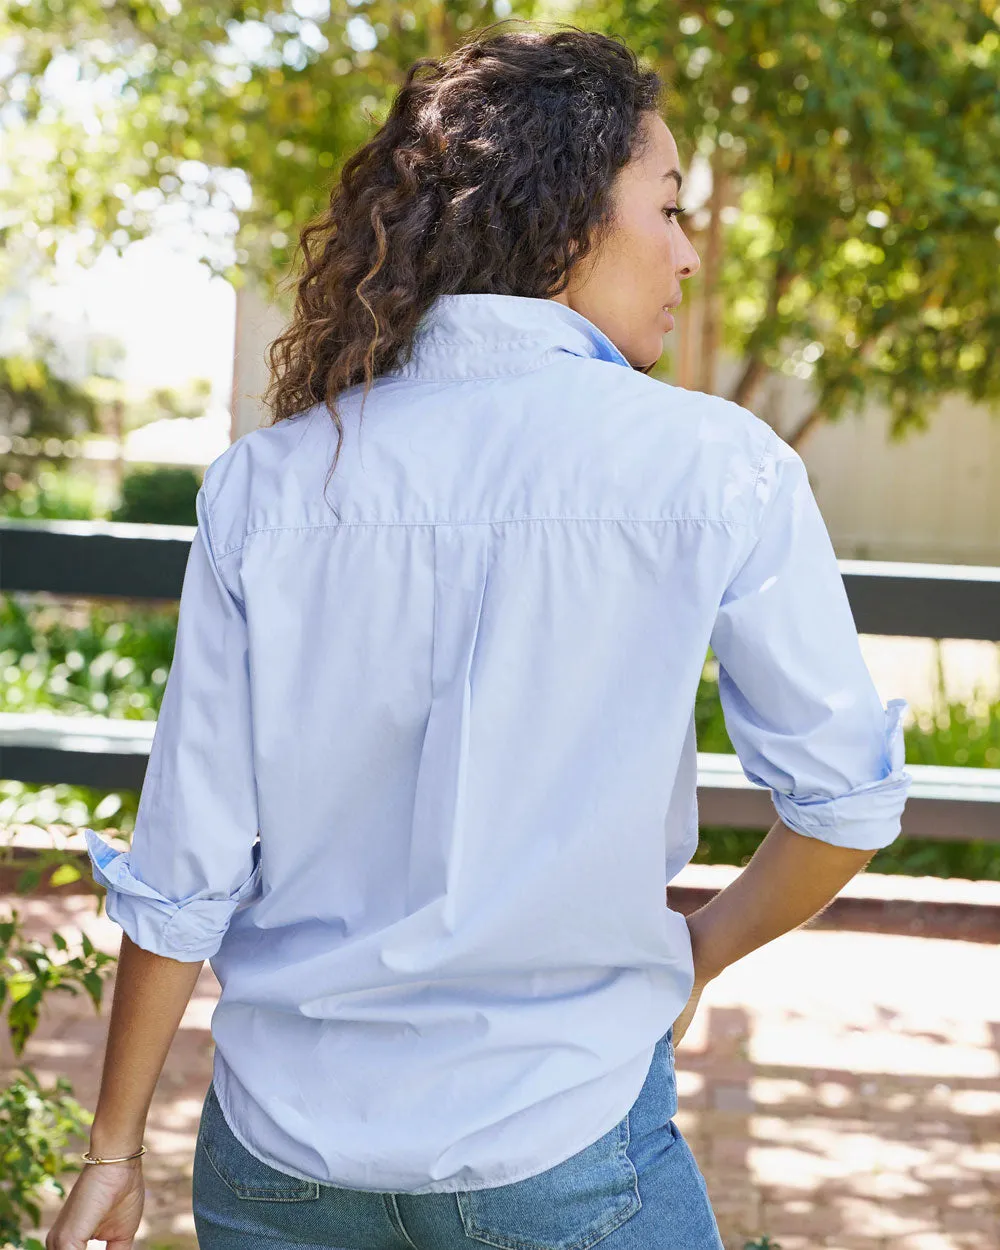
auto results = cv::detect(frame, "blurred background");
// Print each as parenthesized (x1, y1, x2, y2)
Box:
(1, 3, 998, 1249)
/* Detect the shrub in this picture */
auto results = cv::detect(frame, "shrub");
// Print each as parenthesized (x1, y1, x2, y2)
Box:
(0, 905, 116, 1248)
(109, 465, 201, 525)
(0, 468, 101, 521)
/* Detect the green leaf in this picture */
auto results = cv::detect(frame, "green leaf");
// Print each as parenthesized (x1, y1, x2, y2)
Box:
(81, 970, 104, 1007)
(15, 868, 42, 895)
(48, 864, 81, 888)
(6, 972, 35, 1004)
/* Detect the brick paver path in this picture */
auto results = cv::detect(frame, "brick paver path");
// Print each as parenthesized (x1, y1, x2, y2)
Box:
(2, 893, 998, 1250)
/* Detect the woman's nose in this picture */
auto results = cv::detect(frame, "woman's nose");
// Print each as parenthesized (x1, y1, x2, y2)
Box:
(681, 257, 700, 279)
(680, 240, 701, 279)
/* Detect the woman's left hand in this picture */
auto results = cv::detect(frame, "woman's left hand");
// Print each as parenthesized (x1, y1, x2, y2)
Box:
(45, 1157, 145, 1250)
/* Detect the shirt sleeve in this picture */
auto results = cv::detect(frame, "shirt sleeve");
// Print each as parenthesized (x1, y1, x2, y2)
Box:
(84, 469, 262, 961)
(708, 428, 912, 851)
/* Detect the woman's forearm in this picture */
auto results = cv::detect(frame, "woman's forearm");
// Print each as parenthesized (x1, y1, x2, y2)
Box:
(88, 932, 204, 1155)
(685, 819, 878, 983)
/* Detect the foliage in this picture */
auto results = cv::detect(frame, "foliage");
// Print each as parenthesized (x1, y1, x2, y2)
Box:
(0, 693, 121, 1247)
(0, 467, 103, 521)
(694, 821, 1000, 882)
(906, 691, 1000, 769)
(0, 911, 115, 1249)
(694, 654, 734, 756)
(0, 1067, 94, 1250)
(0, 591, 177, 720)
(109, 464, 202, 525)
(698, 646, 1000, 768)
(137, 378, 215, 425)
(0, 781, 141, 850)
(0, 346, 99, 447)
(0, 289, 120, 487)
(695, 646, 1000, 878)
(579, 0, 1000, 444)
(0, 914, 115, 1059)
(0, 344, 103, 492)
(3, 0, 998, 448)
(0, 0, 489, 282)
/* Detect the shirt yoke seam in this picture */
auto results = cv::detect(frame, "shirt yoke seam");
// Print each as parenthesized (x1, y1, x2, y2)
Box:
(200, 479, 222, 565)
(215, 514, 750, 561)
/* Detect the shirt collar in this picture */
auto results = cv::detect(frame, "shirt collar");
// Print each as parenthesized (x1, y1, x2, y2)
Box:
(384, 292, 634, 381)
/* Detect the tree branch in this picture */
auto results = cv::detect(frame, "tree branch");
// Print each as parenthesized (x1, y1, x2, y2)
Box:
(730, 354, 770, 411)
(697, 150, 727, 394)
(785, 405, 824, 450)
(786, 330, 882, 449)
(729, 259, 793, 413)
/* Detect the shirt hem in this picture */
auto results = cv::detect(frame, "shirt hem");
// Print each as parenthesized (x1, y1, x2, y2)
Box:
(210, 1037, 660, 1194)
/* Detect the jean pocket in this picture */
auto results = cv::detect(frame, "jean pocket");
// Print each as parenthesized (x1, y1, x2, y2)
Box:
(199, 1082, 321, 1202)
(455, 1111, 641, 1250)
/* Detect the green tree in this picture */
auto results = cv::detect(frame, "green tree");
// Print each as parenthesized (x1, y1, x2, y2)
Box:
(0, 910, 116, 1249)
(0, 0, 503, 290)
(568, 0, 1000, 445)
(0, 344, 99, 446)
(5, 0, 998, 445)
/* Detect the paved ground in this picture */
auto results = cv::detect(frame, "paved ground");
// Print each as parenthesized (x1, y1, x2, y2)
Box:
(1, 892, 998, 1250)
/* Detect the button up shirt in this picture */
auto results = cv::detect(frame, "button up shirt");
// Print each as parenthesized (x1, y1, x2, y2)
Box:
(85, 292, 911, 1193)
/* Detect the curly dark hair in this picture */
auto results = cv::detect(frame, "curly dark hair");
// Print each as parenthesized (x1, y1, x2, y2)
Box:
(261, 20, 663, 502)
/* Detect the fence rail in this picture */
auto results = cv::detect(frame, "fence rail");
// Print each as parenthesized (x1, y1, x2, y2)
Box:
(2, 519, 999, 841)
(2, 710, 997, 842)
(3, 518, 1000, 636)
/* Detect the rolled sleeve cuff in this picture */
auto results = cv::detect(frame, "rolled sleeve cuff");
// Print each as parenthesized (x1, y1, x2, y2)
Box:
(770, 698, 913, 851)
(84, 828, 262, 961)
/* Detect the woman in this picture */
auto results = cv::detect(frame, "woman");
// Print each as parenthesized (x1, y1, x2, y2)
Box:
(47, 20, 910, 1250)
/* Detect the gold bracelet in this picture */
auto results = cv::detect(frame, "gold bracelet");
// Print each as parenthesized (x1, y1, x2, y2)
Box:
(81, 1145, 147, 1165)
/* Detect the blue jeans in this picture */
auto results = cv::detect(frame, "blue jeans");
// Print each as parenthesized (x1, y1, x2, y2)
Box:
(192, 1025, 724, 1249)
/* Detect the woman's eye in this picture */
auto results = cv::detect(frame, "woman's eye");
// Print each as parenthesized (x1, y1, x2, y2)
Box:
(663, 206, 687, 222)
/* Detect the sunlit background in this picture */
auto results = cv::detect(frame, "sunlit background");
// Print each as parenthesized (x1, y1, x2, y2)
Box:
(1, 4, 999, 1249)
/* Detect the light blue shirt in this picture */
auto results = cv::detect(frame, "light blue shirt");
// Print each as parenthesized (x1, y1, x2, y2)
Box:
(85, 292, 911, 1193)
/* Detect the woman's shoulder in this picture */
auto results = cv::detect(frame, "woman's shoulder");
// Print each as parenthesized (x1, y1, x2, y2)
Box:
(629, 370, 776, 454)
(197, 406, 323, 555)
(583, 363, 782, 491)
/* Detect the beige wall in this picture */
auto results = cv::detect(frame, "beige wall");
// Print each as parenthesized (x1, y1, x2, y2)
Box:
(704, 349, 1000, 569)
(744, 365, 1000, 568)
(230, 282, 291, 442)
(801, 398, 1000, 568)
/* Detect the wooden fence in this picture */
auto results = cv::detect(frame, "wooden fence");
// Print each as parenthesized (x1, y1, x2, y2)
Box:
(2, 518, 998, 841)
